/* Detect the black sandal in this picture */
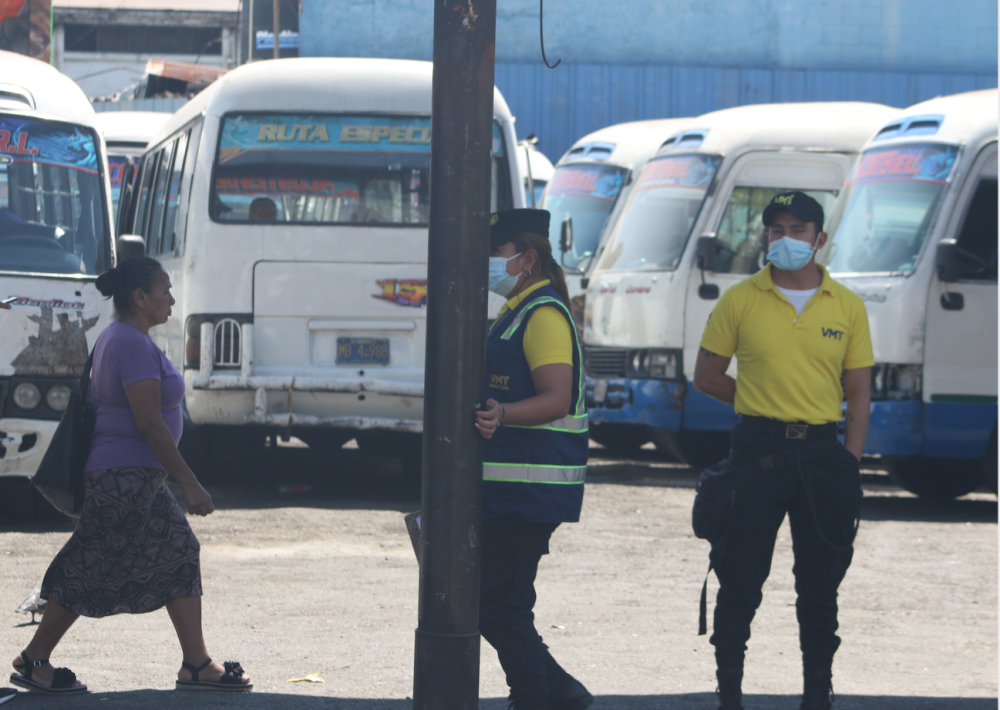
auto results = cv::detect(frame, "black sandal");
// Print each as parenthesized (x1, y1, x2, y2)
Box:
(175, 658, 252, 692)
(9, 650, 87, 695)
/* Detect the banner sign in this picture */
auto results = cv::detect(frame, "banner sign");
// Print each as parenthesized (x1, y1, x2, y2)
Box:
(219, 115, 505, 164)
(851, 143, 959, 185)
(0, 115, 98, 173)
(635, 154, 720, 191)
(547, 165, 627, 201)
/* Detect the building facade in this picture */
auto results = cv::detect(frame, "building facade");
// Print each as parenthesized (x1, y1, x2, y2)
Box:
(299, 0, 998, 160)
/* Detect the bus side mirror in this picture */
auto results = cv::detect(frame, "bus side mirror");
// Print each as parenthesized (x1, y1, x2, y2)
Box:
(696, 234, 718, 272)
(117, 234, 146, 260)
(936, 239, 961, 282)
(559, 217, 573, 253)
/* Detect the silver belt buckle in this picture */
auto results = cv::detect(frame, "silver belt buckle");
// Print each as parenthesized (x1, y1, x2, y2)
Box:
(786, 423, 808, 440)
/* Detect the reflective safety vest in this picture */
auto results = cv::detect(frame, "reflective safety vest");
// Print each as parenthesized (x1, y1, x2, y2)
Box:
(483, 284, 588, 523)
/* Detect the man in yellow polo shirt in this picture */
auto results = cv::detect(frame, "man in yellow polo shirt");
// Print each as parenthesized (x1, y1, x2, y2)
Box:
(694, 191, 873, 710)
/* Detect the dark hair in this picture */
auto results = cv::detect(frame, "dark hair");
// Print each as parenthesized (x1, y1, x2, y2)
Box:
(511, 231, 572, 306)
(95, 256, 165, 316)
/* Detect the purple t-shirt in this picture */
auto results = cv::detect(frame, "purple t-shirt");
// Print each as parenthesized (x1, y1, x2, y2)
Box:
(84, 321, 185, 472)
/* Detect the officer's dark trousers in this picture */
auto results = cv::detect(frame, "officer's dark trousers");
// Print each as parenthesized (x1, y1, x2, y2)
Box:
(710, 419, 862, 673)
(480, 519, 574, 710)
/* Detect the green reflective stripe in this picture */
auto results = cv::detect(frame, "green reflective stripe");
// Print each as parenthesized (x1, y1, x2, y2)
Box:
(483, 462, 587, 483)
(507, 414, 589, 432)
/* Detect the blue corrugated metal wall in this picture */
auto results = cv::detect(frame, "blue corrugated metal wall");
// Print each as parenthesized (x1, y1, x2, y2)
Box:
(496, 63, 998, 162)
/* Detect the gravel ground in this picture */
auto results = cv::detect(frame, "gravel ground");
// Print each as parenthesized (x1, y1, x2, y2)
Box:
(0, 446, 995, 709)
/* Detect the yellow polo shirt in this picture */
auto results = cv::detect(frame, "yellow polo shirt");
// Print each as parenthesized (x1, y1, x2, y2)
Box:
(700, 263, 874, 425)
(494, 280, 573, 370)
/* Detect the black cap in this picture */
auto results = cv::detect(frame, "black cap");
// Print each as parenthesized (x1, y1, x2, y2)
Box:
(490, 209, 550, 250)
(761, 191, 825, 232)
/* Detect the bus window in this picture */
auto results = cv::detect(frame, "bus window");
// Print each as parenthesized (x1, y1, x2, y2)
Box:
(134, 152, 159, 241)
(211, 114, 511, 225)
(715, 186, 837, 274)
(161, 131, 189, 254)
(595, 154, 721, 272)
(953, 178, 998, 281)
(826, 143, 959, 275)
(146, 141, 175, 254)
(0, 116, 108, 275)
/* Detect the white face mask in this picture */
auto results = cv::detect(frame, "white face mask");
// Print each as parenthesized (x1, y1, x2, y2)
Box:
(488, 252, 523, 297)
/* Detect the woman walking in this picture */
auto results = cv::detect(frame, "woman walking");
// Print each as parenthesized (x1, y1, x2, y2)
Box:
(10, 257, 251, 695)
(475, 210, 592, 710)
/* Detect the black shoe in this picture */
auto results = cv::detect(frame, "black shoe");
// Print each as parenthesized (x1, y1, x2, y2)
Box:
(0, 687, 15, 705)
(800, 668, 834, 710)
(716, 667, 744, 710)
(550, 678, 594, 710)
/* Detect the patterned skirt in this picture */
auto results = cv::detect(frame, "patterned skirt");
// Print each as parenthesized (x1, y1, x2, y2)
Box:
(41, 467, 202, 618)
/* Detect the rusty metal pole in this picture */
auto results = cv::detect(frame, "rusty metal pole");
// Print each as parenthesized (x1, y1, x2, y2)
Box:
(413, 1, 497, 708)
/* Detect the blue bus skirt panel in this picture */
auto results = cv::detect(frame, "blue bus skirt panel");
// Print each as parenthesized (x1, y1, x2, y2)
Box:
(585, 378, 683, 431)
(682, 384, 737, 431)
(922, 401, 997, 459)
(865, 400, 924, 456)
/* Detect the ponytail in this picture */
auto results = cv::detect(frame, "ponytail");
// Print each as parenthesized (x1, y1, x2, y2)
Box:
(95, 256, 164, 317)
(512, 231, 572, 307)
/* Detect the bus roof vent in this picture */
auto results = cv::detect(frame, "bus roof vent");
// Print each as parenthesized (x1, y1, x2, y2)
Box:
(562, 141, 616, 163)
(658, 129, 708, 154)
(0, 84, 35, 111)
(872, 114, 944, 142)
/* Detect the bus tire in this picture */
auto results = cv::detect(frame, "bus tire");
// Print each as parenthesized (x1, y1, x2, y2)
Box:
(589, 423, 651, 453)
(355, 431, 422, 487)
(648, 429, 731, 469)
(884, 456, 985, 500)
(982, 428, 997, 495)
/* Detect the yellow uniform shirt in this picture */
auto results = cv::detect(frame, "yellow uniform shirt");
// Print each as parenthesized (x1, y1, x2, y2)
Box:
(495, 280, 573, 371)
(700, 264, 874, 425)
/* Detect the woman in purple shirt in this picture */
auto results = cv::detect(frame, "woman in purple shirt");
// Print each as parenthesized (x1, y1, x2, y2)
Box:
(10, 257, 251, 695)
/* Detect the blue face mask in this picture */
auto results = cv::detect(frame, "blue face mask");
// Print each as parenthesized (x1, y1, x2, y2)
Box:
(767, 236, 816, 271)
(488, 252, 523, 297)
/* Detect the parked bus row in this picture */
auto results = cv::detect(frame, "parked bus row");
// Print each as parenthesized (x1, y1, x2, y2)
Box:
(545, 91, 997, 499)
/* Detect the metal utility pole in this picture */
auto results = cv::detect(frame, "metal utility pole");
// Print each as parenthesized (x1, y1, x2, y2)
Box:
(413, 1, 497, 709)
(272, 0, 279, 59)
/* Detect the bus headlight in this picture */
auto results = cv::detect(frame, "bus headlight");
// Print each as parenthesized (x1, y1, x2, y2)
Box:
(13, 382, 41, 410)
(45, 384, 72, 412)
(626, 349, 681, 380)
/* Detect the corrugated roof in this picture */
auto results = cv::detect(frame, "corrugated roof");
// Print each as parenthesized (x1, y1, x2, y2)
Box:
(54, 0, 238, 12)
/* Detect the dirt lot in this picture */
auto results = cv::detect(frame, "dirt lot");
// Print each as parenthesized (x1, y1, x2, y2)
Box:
(0, 446, 995, 709)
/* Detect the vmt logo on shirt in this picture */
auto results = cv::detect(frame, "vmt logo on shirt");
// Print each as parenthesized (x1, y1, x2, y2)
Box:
(490, 374, 511, 391)
(821, 327, 844, 340)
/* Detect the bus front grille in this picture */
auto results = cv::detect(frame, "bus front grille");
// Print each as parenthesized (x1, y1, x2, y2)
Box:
(584, 347, 628, 378)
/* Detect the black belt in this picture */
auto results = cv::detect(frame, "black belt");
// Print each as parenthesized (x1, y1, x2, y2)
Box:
(738, 415, 838, 442)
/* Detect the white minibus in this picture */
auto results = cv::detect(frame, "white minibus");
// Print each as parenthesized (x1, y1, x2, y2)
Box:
(539, 118, 693, 451)
(517, 138, 554, 207)
(0, 51, 116, 499)
(820, 89, 998, 498)
(94, 111, 171, 219)
(583, 102, 897, 466)
(116, 58, 527, 481)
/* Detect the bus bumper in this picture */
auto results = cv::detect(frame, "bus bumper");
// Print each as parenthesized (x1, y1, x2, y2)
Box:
(0, 418, 57, 479)
(187, 373, 424, 432)
(585, 377, 683, 430)
(860, 400, 996, 458)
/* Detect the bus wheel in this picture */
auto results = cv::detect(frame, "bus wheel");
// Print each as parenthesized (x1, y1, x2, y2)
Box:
(589, 424, 651, 453)
(884, 456, 985, 500)
(648, 429, 731, 469)
(982, 428, 997, 495)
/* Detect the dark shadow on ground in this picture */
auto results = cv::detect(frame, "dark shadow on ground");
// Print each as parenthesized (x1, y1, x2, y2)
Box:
(6, 690, 996, 709)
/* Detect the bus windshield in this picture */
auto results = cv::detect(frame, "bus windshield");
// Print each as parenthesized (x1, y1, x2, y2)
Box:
(595, 153, 720, 271)
(826, 143, 959, 274)
(541, 164, 628, 270)
(0, 115, 108, 275)
(212, 114, 511, 224)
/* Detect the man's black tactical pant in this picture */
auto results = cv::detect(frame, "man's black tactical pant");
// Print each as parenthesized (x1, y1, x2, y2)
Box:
(710, 416, 862, 672)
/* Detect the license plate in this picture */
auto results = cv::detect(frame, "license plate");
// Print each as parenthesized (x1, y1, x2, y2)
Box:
(593, 379, 608, 404)
(337, 337, 390, 365)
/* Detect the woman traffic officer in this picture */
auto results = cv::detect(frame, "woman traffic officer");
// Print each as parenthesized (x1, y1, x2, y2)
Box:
(474, 209, 592, 710)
